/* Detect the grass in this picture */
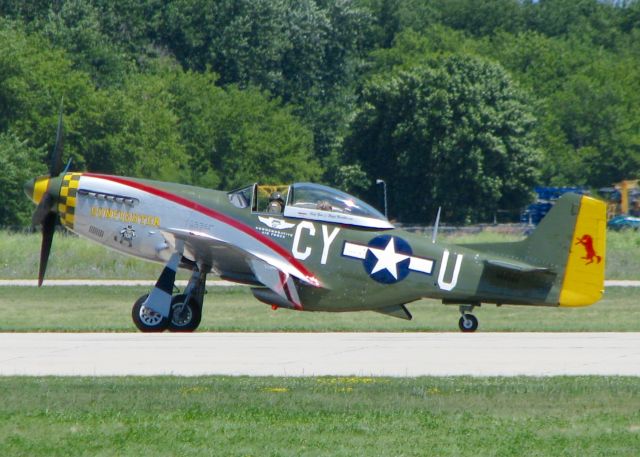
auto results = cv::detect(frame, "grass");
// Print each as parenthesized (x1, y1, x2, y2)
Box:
(0, 231, 168, 280)
(604, 229, 640, 279)
(0, 285, 638, 332)
(1, 229, 638, 280)
(0, 376, 638, 456)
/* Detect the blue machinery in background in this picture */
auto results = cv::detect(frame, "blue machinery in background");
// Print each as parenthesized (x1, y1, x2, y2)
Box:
(521, 186, 588, 225)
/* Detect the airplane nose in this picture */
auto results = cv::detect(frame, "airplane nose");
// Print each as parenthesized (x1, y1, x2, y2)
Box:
(24, 176, 51, 204)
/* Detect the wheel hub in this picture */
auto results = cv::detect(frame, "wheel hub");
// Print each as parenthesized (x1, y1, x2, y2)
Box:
(139, 305, 163, 326)
(171, 302, 193, 326)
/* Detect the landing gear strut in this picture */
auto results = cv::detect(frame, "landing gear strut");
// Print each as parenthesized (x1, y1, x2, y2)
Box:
(131, 258, 209, 333)
(168, 268, 207, 332)
(458, 304, 479, 333)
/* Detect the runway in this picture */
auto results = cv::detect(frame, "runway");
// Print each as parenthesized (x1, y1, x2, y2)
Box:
(1, 332, 639, 377)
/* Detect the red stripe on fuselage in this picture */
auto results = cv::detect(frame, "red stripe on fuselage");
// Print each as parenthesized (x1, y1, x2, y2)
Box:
(83, 173, 318, 286)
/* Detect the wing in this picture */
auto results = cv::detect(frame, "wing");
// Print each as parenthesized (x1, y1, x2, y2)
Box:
(161, 227, 315, 310)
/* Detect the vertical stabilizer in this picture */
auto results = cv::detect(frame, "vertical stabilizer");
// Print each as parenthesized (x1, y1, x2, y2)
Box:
(458, 193, 606, 307)
(557, 196, 606, 306)
(522, 193, 606, 306)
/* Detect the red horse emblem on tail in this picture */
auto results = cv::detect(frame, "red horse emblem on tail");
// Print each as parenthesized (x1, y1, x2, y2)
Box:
(575, 234, 602, 265)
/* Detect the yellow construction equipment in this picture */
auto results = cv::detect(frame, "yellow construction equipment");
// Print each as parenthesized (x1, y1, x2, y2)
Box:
(617, 180, 638, 215)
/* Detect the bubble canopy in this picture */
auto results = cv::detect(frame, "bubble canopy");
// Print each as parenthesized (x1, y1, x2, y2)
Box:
(228, 182, 393, 229)
(284, 183, 393, 229)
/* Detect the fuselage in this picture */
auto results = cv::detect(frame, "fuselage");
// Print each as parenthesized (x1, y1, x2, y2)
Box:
(26, 172, 565, 313)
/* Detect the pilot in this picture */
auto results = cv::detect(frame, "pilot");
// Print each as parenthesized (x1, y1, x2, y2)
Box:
(316, 200, 332, 211)
(267, 192, 284, 213)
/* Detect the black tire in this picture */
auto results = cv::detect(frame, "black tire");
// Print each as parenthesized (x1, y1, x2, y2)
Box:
(458, 314, 479, 333)
(168, 294, 202, 332)
(132, 294, 170, 332)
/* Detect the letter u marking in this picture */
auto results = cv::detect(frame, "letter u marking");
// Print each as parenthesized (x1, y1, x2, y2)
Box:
(438, 250, 463, 291)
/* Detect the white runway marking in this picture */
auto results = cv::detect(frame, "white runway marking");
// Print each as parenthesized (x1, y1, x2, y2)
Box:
(1, 333, 639, 377)
(604, 280, 640, 287)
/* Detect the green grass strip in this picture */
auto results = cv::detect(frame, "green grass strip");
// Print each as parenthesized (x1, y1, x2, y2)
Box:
(1, 286, 639, 332)
(0, 376, 638, 456)
(1, 230, 638, 280)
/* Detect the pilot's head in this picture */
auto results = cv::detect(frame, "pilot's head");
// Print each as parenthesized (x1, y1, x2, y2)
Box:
(269, 192, 284, 204)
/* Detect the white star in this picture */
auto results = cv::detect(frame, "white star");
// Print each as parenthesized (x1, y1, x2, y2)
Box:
(369, 237, 408, 279)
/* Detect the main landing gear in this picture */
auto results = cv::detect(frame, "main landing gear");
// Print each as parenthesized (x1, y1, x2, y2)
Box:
(132, 263, 209, 333)
(458, 304, 479, 333)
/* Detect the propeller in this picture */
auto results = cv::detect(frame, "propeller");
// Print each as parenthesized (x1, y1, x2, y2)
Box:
(30, 98, 66, 286)
(38, 212, 57, 286)
(50, 98, 65, 177)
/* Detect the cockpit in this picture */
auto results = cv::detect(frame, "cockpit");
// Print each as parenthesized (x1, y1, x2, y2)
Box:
(228, 182, 393, 229)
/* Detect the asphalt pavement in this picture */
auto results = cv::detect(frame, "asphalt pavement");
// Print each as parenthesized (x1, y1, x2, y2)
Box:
(1, 332, 638, 377)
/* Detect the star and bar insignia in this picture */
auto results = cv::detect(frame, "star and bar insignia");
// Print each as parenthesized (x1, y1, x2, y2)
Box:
(342, 235, 435, 284)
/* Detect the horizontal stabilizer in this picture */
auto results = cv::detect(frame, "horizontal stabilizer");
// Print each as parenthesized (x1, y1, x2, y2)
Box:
(374, 304, 413, 320)
(484, 259, 553, 275)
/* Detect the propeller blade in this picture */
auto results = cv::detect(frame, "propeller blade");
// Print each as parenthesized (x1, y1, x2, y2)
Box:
(62, 157, 73, 175)
(31, 98, 67, 286)
(38, 212, 57, 287)
(49, 98, 65, 177)
(31, 192, 54, 226)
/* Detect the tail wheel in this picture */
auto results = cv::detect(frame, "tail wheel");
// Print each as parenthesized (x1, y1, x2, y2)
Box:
(458, 314, 478, 333)
(132, 294, 169, 332)
(168, 294, 202, 332)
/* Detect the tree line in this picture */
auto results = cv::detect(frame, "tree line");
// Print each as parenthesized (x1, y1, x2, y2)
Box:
(1, 0, 639, 225)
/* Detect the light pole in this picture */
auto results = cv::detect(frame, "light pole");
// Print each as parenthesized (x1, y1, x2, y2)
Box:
(376, 179, 388, 219)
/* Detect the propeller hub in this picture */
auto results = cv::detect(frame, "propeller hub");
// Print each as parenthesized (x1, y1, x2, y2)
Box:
(24, 176, 51, 204)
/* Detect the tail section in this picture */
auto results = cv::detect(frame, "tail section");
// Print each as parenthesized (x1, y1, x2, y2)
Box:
(463, 193, 606, 307)
(557, 196, 606, 306)
(523, 193, 606, 306)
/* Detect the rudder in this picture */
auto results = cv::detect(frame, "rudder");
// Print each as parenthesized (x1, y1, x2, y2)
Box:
(558, 195, 606, 306)
(523, 193, 606, 307)
(459, 193, 606, 307)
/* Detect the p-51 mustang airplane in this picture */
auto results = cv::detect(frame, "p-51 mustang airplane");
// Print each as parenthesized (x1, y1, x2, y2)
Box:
(24, 111, 606, 332)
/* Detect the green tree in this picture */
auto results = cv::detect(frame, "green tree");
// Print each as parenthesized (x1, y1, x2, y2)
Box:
(0, 1, 51, 23)
(157, 0, 371, 158)
(543, 65, 640, 186)
(344, 55, 541, 223)
(366, 26, 478, 76)
(74, 73, 189, 183)
(200, 84, 322, 189)
(166, 66, 322, 189)
(482, 31, 593, 98)
(432, 0, 525, 37)
(484, 30, 640, 186)
(0, 132, 46, 226)
(93, 62, 322, 189)
(0, 19, 96, 169)
(332, 163, 371, 194)
(521, 0, 623, 48)
(40, 0, 134, 87)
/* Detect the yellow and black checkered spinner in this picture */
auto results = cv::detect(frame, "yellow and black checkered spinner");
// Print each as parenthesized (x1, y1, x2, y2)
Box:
(58, 172, 82, 228)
